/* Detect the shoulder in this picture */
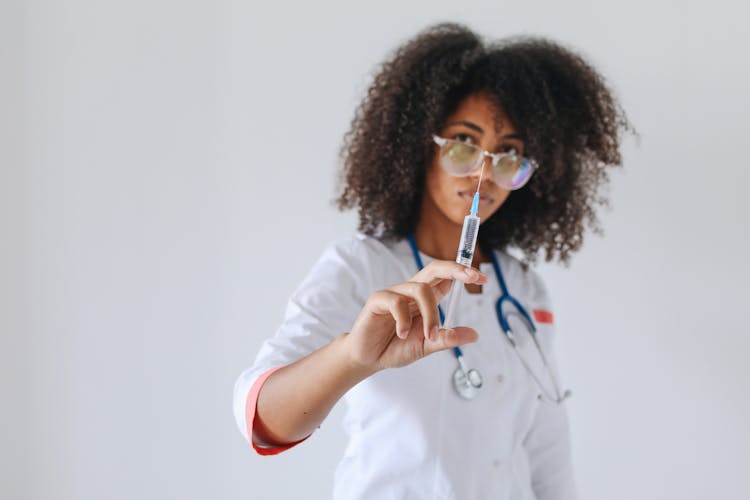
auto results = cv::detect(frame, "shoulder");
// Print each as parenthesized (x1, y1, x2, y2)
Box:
(313, 233, 399, 277)
(320, 232, 414, 272)
(299, 233, 407, 294)
(322, 232, 396, 262)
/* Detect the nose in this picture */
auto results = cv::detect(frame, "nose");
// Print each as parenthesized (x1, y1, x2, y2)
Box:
(468, 155, 493, 185)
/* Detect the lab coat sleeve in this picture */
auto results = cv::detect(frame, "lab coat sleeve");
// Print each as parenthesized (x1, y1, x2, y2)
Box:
(522, 272, 578, 500)
(233, 236, 373, 454)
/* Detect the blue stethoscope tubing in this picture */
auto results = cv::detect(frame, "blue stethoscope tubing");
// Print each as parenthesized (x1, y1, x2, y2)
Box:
(407, 233, 564, 401)
(489, 248, 538, 343)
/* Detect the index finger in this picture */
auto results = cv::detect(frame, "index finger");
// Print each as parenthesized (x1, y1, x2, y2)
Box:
(411, 260, 488, 286)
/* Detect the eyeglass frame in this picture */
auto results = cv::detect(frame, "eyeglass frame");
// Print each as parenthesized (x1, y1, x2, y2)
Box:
(432, 134, 539, 189)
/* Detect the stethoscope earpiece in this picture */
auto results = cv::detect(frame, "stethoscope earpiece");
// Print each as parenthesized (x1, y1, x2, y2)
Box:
(537, 388, 573, 403)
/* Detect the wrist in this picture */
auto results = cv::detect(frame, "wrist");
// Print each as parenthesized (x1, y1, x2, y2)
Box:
(335, 333, 381, 381)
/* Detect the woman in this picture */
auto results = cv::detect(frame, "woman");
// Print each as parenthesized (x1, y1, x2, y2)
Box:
(234, 23, 630, 500)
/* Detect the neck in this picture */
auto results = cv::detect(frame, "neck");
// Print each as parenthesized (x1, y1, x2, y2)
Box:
(413, 196, 490, 266)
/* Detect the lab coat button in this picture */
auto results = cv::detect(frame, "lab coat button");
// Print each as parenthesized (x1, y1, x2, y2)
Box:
(493, 459, 501, 468)
(496, 374, 504, 383)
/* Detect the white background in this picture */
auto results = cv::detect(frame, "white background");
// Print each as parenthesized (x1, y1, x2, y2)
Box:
(2, 1, 749, 499)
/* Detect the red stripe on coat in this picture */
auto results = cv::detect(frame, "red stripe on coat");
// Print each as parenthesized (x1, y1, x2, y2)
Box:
(532, 309, 554, 324)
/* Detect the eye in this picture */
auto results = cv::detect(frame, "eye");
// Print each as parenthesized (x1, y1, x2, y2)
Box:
(498, 144, 522, 155)
(453, 133, 476, 145)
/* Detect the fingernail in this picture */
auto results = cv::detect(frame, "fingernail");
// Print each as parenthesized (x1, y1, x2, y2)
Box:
(465, 268, 478, 277)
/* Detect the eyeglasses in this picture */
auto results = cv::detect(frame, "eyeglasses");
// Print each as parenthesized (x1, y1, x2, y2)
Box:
(432, 135, 538, 191)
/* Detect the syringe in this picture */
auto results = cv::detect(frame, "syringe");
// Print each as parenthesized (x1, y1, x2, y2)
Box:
(441, 169, 484, 330)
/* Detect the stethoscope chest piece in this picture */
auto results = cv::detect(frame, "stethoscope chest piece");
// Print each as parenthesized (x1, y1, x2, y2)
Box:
(453, 366, 483, 400)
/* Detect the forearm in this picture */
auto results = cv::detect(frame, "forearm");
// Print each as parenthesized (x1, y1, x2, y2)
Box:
(254, 333, 377, 445)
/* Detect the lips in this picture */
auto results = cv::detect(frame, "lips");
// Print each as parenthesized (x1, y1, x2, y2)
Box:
(458, 190, 495, 205)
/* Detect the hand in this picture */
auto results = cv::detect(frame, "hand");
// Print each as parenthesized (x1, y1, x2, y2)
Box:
(344, 260, 488, 371)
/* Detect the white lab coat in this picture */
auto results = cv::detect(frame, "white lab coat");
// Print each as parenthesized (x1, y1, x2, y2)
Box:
(234, 234, 577, 500)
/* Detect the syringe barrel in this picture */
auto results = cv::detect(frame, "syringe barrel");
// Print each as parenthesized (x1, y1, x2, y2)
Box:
(441, 213, 480, 329)
(455, 214, 480, 266)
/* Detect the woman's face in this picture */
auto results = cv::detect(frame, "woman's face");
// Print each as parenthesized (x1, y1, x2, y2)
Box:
(423, 93, 526, 226)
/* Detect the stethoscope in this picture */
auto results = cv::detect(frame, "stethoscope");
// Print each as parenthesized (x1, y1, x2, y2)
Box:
(407, 234, 571, 403)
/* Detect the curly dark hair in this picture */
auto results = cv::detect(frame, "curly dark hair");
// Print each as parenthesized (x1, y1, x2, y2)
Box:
(336, 23, 633, 265)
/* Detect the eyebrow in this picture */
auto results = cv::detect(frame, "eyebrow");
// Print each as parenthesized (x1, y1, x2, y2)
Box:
(444, 120, 524, 140)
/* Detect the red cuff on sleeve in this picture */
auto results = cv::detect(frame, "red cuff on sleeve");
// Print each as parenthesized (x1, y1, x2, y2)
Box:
(533, 309, 554, 325)
(245, 366, 311, 456)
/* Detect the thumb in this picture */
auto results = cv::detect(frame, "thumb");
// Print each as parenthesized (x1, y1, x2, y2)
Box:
(424, 326, 479, 356)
